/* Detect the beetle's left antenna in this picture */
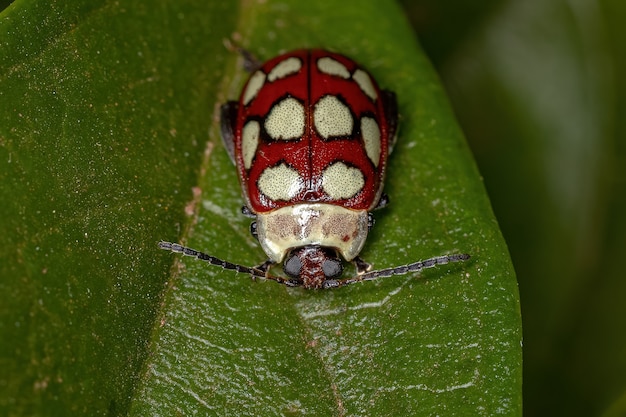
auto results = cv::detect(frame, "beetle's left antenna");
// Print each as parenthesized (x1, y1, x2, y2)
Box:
(322, 253, 470, 289)
(159, 241, 268, 279)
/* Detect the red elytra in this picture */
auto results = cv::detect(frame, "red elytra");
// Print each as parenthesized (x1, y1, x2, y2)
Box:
(159, 49, 469, 289)
(226, 49, 396, 213)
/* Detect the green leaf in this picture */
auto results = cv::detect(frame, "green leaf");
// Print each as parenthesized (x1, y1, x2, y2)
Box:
(0, 0, 236, 414)
(0, 0, 521, 415)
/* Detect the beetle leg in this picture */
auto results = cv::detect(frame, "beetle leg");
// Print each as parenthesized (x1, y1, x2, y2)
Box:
(373, 193, 390, 210)
(239, 49, 262, 73)
(254, 259, 275, 274)
(222, 38, 263, 72)
(353, 256, 372, 275)
(241, 205, 256, 218)
(382, 90, 398, 153)
(249, 221, 259, 240)
(220, 101, 238, 164)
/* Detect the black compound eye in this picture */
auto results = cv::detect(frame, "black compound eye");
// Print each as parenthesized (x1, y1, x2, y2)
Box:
(283, 254, 302, 278)
(322, 258, 343, 279)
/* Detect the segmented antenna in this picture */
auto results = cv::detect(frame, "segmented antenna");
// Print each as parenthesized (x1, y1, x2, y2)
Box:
(158, 241, 267, 279)
(321, 253, 470, 289)
(158, 241, 469, 289)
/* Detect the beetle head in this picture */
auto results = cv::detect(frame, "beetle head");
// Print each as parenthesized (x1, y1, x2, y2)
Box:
(283, 246, 344, 289)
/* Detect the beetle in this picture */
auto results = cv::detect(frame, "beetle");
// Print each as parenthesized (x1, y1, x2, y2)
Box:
(160, 49, 469, 289)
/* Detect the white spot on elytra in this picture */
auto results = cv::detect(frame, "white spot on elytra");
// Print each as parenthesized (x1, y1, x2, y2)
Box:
(353, 69, 377, 101)
(241, 120, 259, 169)
(258, 163, 303, 201)
(314, 95, 353, 139)
(267, 57, 301, 82)
(361, 117, 381, 166)
(243, 70, 266, 105)
(317, 57, 350, 78)
(322, 162, 364, 200)
(264, 97, 305, 140)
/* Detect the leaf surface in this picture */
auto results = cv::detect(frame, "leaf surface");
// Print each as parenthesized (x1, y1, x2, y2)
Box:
(0, 0, 521, 415)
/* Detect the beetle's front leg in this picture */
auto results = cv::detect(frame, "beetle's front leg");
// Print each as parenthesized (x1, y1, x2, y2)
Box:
(374, 193, 390, 210)
(222, 38, 263, 72)
(353, 257, 372, 275)
(252, 259, 275, 281)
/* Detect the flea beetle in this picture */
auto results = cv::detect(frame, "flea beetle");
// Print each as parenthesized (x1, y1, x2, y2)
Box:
(160, 49, 469, 289)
